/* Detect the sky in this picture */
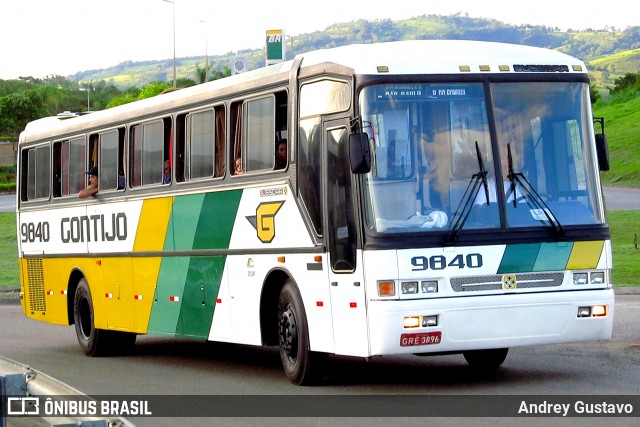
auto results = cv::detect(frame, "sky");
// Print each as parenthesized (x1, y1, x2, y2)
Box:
(0, 0, 636, 80)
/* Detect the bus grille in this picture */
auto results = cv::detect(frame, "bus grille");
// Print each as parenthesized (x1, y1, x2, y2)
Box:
(450, 272, 564, 292)
(26, 258, 46, 313)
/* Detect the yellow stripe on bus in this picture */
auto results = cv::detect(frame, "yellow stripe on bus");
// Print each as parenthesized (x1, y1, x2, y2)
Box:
(566, 241, 604, 270)
(133, 197, 173, 252)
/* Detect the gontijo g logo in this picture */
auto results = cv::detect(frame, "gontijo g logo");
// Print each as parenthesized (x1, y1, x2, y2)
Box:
(246, 201, 285, 243)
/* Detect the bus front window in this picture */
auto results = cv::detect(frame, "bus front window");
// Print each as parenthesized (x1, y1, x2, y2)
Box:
(359, 81, 604, 235)
(360, 83, 498, 233)
(490, 82, 604, 227)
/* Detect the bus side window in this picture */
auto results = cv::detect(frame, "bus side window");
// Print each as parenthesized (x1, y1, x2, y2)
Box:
(129, 119, 169, 187)
(177, 106, 225, 182)
(98, 129, 124, 191)
(230, 102, 242, 175)
(53, 137, 86, 198)
(231, 90, 287, 174)
(20, 145, 51, 201)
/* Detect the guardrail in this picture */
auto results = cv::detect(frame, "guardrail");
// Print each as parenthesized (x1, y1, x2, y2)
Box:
(1, 356, 132, 427)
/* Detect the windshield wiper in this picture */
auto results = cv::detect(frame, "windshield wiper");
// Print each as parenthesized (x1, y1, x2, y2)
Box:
(448, 141, 489, 241)
(506, 144, 565, 236)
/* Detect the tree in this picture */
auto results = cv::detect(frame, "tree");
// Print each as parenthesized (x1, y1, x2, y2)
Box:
(138, 81, 172, 100)
(0, 90, 48, 139)
(610, 72, 640, 94)
(209, 66, 231, 81)
(194, 63, 213, 84)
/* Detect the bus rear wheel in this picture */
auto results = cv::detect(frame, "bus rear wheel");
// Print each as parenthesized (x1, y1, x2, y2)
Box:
(74, 278, 110, 356)
(73, 278, 136, 356)
(277, 280, 325, 385)
(463, 348, 509, 370)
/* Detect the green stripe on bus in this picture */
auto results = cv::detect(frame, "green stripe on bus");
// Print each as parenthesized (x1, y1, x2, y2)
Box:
(177, 256, 226, 337)
(172, 194, 206, 250)
(532, 242, 574, 271)
(148, 190, 243, 337)
(192, 190, 243, 250)
(497, 243, 541, 274)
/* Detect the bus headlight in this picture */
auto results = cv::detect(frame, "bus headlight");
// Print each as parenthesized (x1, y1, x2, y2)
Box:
(421, 281, 438, 293)
(573, 273, 588, 285)
(573, 271, 607, 285)
(401, 281, 418, 294)
(590, 271, 605, 284)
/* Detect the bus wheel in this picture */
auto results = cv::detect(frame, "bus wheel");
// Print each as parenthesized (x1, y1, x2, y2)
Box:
(463, 348, 509, 370)
(277, 280, 324, 385)
(73, 278, 111, 357)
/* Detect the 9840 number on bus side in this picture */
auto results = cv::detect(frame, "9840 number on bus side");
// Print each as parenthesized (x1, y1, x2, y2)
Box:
(20, 221, 50, 243)
(411, 253, 483, 271)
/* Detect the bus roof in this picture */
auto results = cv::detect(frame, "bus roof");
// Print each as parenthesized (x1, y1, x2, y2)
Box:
(20, 40, 587, 144)
(297, 40, 587, 75)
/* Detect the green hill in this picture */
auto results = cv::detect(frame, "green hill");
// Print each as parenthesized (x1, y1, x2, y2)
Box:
(71, 14, 640, 91)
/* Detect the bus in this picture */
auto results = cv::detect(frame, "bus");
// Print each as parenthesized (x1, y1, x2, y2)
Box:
(17, 40, 614, 385)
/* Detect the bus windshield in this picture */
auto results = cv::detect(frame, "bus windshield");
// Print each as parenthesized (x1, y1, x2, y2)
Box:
(359, 81, 604, 234)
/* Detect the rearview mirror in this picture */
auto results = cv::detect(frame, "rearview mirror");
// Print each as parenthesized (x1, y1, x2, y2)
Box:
(593, 117, 609, 171)
(349, 132, 371, 174)
(595, 133, 610, 171)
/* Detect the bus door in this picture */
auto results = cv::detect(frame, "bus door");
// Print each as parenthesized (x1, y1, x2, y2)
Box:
(324, 119, 369, 357)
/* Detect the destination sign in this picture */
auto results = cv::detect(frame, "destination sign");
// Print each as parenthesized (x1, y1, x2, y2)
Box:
(376, 83, 484, 100)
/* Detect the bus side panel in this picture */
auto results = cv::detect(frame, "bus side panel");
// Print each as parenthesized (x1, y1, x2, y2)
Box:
(130, 256, 163, 334)
(209, 262, 232, 340)
(20, 257, 69, 326)
(225, 185, 334, 352)
(100, 257, 135, 331)
(20, 256, 109, 329)
(148, 191, 240, 338)
(132, 197, 173, 334)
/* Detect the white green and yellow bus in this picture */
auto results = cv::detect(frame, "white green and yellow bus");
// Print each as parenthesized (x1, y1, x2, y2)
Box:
(17, 40, 614, 385)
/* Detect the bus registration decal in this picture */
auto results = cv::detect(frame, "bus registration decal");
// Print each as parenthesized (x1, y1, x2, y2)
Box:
(400, 332, 442, 347)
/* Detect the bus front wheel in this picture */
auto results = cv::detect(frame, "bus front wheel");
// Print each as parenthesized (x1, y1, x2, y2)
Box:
(277, 280, 325, 385)
(463, 348, 509, 370)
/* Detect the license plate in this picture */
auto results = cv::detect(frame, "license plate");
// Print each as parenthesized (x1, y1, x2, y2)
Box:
(400, 331, 442, 347)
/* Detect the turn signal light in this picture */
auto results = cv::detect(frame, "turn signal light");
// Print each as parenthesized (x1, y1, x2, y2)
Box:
(377, 280, 395, 297)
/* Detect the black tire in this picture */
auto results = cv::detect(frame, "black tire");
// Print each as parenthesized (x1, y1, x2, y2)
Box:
(463, 348, 509, 370)
(73, 278, 113, 357)
(277, 280, 325, 385)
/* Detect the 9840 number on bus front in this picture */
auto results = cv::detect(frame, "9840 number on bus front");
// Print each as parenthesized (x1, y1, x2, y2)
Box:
(411, 253, 483, 271)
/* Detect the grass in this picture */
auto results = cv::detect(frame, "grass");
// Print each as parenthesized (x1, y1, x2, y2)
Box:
(0, 212, 18, 287)
(593, 96, 640, 187)
(1, 210, 638, 289)
(608, 211, 640, 286)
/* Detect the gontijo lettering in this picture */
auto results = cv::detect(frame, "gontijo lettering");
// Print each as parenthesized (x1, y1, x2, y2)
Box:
(60, 212, 127, 243)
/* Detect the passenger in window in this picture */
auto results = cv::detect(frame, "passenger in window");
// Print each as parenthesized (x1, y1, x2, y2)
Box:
(78, 167, 98, 198)
(163, 160, 171, 184)
(234, 157, 243, 175)
(275, 140, 287, 170)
